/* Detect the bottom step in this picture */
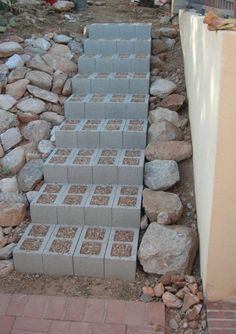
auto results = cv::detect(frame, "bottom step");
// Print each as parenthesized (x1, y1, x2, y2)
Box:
(13, 223, 139, 281)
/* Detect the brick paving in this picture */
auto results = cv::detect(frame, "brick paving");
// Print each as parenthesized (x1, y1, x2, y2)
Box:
(207, 302, 236, 333)
(0, 293, 165, 334)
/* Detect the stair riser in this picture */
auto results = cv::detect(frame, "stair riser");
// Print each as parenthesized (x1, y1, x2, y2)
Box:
(88, 23, 152, 39)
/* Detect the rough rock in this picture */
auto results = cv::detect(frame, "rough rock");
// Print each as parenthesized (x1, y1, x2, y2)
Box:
(0, 176, 18, 193)
(49, 44, 72, 59)
(28, 37, 51, 51)
(6, 54, 24, 69)
(21, 120, 51, 142)
(27, 56, 53, 75)
(163, 37, 176, 49)
(145, 141, 192, 162)
(27, 84, 59, 104)
(17, 98, 46, 114)
(0, 202, 26, 227)
(152, 39, 166, 55)
(151, 56, 165, 69)
(52, 72, 67, 94)
(150, 79, 177, 98)
(40, 111, 64, 125)
(0, 243, 16, 260)
(148, 121, 184, 143)
(160, 94, 186, 111)
(53, 34, 72, 44)
(149, 107, 181, 127)
(0, 144, 3, 158)
(53, 1, 75, 12)
(17, 112, 39, 124)
(162, 292, 183, 308)
(160, 27, 178, 38)
(0, 146, 25, 174)
(157, 211, 171, 225)
(0, 259, 14, 276)
(26, 190, 38, 203)
(62, 78, 72, 96)
(142, 286, 155, 297)
(0, 42, 23, 58)
(142, 188, 183, 222)
(42, 54, 77, 75)
(154, 283, 165, 297)
(26, 70, 52, 90)
(186, 304, 202, 321)
(144, 160, 180, 190)
(17, 159, 44, 192)
(0, 127, 22, 151)
(0, 109, 18, 135)
(7, 67, 30, 84)
(0, 94, 16, 110)
(6, 79, 29, 100)
(140, 215, 148, 230)
(182, 293, 200, 312)
(0, 192, 28, 206)
(68, 39, 83, 55)
(138, 223, 199, 274)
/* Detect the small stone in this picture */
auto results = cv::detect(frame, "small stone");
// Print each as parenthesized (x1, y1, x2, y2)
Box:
(0, 109, 18, 135)
(149, 107, 181, 127)
(0, 144, 4, 158)
(151, 56, 165, 69)
(0, 127, 22, 151)
(182, 293, 200, 312)
(0, 202, 26, 227)
(0, 176, 18, 193)
(42, 54, 77, 75)
(17, 112, 39, 124)
(157, 211, 171, 225)
(53, 34, 72, 44)
(0, 42, 23, 58)
(142, 286, 155, 297)
(188, 283, 199, 295)
(21, 120, 51, 142)
(143, 188, 183, 222)
(144, 160, 180, 190)
(0, 94, 16, 110)
(154, 282, 165, 297)
(6, 79, 29, 100)
(17, 98, 46, 114)
(169, 318, 179, 329)
(0, 227, 7, 248)
(53, 0, 75, 11)
(160, 27, 178, 38)
(148, 121, 184, 143)
(186, 304, 202, 321)
(139, 293, 153, 303)
(152, 28, 161, 39)
(145, 141, 192, 162)
(160, 94, 186, 111)
(17, 159, 44, 192)
(27, 84, 59, 104)
(0, 146, 25, 175)
(26, 70, 52, 90)
(0, 243, 16, 260)
(0, 259, 14, 276)
(152, 39, 166, 55)
(37, 139, 54, 157)
(7, 67, 30, 84)
(140, 215, 148, 230)
(150, 79, 177, 98)
(185, 275, 197, 284)
(28, 37, 51, 51)
(162, 37, 176, 49)
(6, 54, 24, 69)
(62, 78, 72, 96)
(27, 56, 53, 75)
(52, 72, 67, 94)
(0, 192, 28, 207)
(40, 112, 64, 125)
(162, 292, 182, 308)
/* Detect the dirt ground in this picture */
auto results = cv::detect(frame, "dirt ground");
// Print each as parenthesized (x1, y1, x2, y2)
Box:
(0, 1, 201, 330)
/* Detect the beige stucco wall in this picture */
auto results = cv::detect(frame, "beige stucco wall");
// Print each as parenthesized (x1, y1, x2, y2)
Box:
(179, 10, 236, 301)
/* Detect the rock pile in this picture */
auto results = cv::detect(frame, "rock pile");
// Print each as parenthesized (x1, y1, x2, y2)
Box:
(0, 32, 82, 274)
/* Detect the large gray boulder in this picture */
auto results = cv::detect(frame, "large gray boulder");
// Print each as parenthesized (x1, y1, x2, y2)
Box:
(138, 223, 198, 274)
(17, 159, 44, 192)
(148, 121, 184, 143)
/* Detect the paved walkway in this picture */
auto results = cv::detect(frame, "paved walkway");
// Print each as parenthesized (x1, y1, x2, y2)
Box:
(0, 293, 165, 334)
(207, 302, 236, 334)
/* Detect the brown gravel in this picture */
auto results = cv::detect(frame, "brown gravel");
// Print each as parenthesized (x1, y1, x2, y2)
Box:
(128, 125, 143, 131)
(20, 238, 43, 251)
(111, 243, 132, 257)
(131, 95, 146, 102)
(56, 227, 77, 239)
(80, 241, 101, 255)
(55, 149, 72, 156)
(49, 156, 67, 164)
(63, 195, 83, 205)
(101, 149, 118, 156)
(37, 194, 56, 204)
(122, 158, 139, 165)
(114, 230, 134, 242)
(96, 73, 109, 78)
(124, 150, 141, 157)
(118, 196, 137, 207)
(44, 184, 62, 193)
(115, 73, 128, 78)
(98, 157, 115, 165)
(94, 186, 113, 195)
(73, 157, 91, 165)
(85, 228, 106, 241)
(78, 149, 95, 156)
(120, 186, 139, 196)
(68, 185, 88, 194)
(29, 225, 49, 237)
(71, 95, 86, 102)
(90, 196, 109, 206)
(61, 125, 77, 130)
(91, 94, 105, 102)
(134, 73, 146, 78)
(49, 240, 72, 254)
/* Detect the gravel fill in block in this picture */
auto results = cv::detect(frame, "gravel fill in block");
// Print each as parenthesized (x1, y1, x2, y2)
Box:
(126, 94, 149, 119)
(84, 185, 117, 226)
(13, 223, 55, 274)
(77, 119, 105, 148)
(55, 120, 84, 148)
(123, 119, 148, 149)
(42, 225, 83, 275)
(84, 94, 108, 119)
(105, 226, 139, 281)
(74, 225, 111, 277)
(100, 119, 126, 148)
(64, 94, 88, 119)
(44, 148, 74, 183)
(105, 94, 128, 119)
(118, 149, 145, 185)
(30, 183, 67, 224)
(67, 149, 98, 184)
(57, 184, 92, 225)
(112, 185, 143, 228)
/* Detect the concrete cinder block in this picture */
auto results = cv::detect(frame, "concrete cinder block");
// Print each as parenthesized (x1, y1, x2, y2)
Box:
(84, 94, 107, 119)
(83, 39, 100, 54)
(103, 24, 120, 39)
(105, 94, 127, 119)
(73, 225, 111, 277)
(43, 149, 73, 183)
(119, 24, 136, 39)
(117, 149, 145, 185)
(77, 119, 105, 148)
(104, 227, 139, 281)
(129, 73, 150, 94)
(92, 149, 121, 184)
(135, 23, 152, 39)
(78, 54, 96, 73)
(55, 120, 84, 148)
(133, 39, 151, 54)
(117, 39, 134, 54)
(64, 94, 88, 120)
(13, 224, 56, 274)
(88, 24, 104, 39)
(96, 55, 114, 73)
(84, 185, 117, 226)
(110, 73, 130, 94)
(42, 225, 83, 275)
(126, 94, 149, 119)
(99, 39, 117, 55)
(123, 119, 148, 149)
(91, 73, 111, 94)
(72, 73, 93, 94)
(100, 120, 126, 148)
(114, 55, 131, 73)
(112, 185, 143, 228)
(131, 55, 150, 73)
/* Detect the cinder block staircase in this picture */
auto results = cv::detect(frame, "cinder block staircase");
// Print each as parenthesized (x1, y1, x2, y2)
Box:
(13, 23, 151, 281)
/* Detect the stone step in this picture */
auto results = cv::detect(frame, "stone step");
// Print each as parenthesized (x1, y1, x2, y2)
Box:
(88, 23, 152, 39)
(65, 94, 149, 120)
(55, 119, 147, 149)
(30, 183, 143, 227)
(44, 148, 145, 185)
(72, 72, 150, 94)
(78, 54, 150, 73)
(83, 38, 151, 55)
(13, 222, 139, 280)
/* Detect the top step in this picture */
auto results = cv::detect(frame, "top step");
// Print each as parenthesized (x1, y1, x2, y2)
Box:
(88, 23, 152, 40)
